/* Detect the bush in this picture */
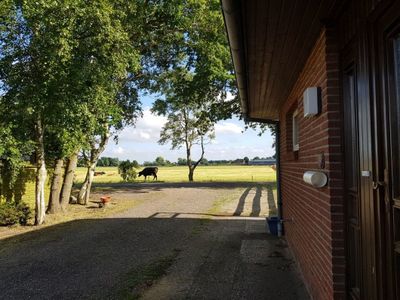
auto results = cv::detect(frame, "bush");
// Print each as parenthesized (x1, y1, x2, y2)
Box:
(0, 202, 32, 226)
(118, 160, 138, 182)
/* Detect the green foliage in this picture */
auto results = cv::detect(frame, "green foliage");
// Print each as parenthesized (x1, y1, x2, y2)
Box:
(149, 0, 238, 181)
(0, 202, 32, 226)
(143, 161, 154, 167)
(149, 0, 239, 120)
(200, 158, 209, 166)
(177, 158, 187, 166)
(97, 157, 120, 167)
(154, 156, 166, 166)
(118, 160, 138, 182)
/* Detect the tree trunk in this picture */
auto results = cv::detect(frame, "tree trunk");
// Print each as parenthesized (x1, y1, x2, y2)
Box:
(35, 119, 47, 225)
(60, 152, 78, 211)
(186, 136, 205, 183)
(77, 162, 95, 205)
(46, 158, 64, 214)
(188, 167, 194, 182)
(186, 144, 194, 182)
(77, 130, 109, 205)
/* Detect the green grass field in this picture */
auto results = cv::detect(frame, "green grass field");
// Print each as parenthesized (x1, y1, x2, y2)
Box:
(75, 165, 276, 183)
(16, 165, 276, 210)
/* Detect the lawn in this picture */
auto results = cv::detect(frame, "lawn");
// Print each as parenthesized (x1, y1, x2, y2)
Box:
(74, 165, 276, 183)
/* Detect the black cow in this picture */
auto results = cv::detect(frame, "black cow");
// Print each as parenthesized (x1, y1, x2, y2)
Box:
(138, 167, 158, 181)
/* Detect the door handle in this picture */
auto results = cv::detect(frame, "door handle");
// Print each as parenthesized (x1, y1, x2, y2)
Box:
(372, 181, 385, 190)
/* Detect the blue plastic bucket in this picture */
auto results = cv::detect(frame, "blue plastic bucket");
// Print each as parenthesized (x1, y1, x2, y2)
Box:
(267, 217, 279, 236)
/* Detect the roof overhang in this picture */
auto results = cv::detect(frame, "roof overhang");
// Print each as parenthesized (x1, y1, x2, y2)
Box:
(221, 0, 343, 122)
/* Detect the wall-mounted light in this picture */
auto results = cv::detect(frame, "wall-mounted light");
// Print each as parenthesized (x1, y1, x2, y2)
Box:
(303, 87, 320, 117)
(303, 171, 328, 188)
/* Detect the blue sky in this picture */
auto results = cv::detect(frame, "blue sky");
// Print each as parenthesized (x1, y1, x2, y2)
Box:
(102, 95, 275, 163)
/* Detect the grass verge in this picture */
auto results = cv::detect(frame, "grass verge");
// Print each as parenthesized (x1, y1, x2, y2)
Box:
(115, 249, 181, 299)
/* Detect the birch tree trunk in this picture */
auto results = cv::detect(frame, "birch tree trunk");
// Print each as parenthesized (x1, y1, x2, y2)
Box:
(77, 162, 96, 205)
(60, 152, 78, 211)
(35, 119, 47, 225)
(46, 158, 64, 214)
(77, 131, 109, 205)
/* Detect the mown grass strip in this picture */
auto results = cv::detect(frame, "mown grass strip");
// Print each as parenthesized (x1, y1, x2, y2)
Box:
(115, 249, 181, 300)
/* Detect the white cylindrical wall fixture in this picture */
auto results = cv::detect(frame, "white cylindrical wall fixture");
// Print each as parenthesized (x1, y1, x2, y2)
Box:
(303, 171, 328, 188)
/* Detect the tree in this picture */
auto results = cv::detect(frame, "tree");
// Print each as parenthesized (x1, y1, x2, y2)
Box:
(201, 158, 209, 166)
(118, 160, 138, 182)
(76, 0, 185, 204)
(0, 0, 78, 223)
(154, 101, 215, 181)
(177, 158, 187, 166)
(243, 157, 249, 165)
(150, 0, 238, 181)
(154, 156, 166, 166)
(97, 157, 120, 167)
(1, 0, 154, 217)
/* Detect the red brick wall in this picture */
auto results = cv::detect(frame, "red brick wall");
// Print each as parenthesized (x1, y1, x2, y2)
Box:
(279, 27, 345, 300)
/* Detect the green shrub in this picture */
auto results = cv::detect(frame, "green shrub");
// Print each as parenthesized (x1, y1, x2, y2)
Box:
(118, 160, 138, 182)
(0, 202, 32, 226)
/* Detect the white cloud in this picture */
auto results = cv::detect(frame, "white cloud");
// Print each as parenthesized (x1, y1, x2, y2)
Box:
(139, 132, 151, 140)
(113, 146, 125, 154)
(215, 122, 243, 135)
(117, 108, 167, 143)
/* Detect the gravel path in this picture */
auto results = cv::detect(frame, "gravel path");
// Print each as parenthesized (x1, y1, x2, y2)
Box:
(0, 182, 308, 299)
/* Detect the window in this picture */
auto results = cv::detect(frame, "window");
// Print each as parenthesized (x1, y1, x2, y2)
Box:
(292, 109, 300, 151)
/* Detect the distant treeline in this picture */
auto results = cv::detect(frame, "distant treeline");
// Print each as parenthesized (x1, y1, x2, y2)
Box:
(80, 156, 276, 167)
(78, 157, 120, 167)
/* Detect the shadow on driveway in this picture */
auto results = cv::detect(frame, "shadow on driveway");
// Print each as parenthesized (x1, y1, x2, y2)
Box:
(0, 215, 308, 300)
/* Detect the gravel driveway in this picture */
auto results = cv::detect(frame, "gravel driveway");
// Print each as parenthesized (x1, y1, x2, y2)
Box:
(0, 182, 308, 300)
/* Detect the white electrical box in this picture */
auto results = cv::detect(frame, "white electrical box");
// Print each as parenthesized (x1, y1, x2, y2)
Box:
(303, 87, 320, 117)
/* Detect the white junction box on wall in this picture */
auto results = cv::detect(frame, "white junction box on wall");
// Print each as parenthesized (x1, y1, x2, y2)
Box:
(303, 87, 320, 117)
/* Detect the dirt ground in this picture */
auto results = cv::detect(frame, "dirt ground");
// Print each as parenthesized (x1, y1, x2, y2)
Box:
(0, 182, 309, 299)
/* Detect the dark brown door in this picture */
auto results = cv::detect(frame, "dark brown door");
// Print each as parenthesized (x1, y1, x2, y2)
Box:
(370, 1, 400, 298)
(343, 61, 362, 300)
(375, 7, 400, 298)
(386, 32, 400, 299)
(390, 33, 400, 299)
(342, 35, 378, 299)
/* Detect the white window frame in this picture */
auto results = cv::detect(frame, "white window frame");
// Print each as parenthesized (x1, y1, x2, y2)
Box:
(292, 109, 300, 151)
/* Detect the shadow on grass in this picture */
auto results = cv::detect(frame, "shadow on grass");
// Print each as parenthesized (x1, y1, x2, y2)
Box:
(266, 184, 277, 215)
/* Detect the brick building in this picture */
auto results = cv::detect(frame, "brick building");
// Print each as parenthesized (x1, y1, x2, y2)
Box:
(221, 1, 400, 299)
